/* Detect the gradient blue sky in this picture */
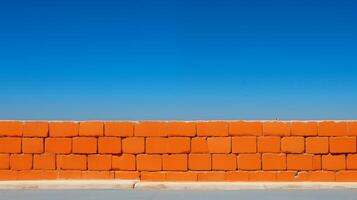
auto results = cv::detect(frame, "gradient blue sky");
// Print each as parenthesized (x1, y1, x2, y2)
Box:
(0, 0, 356, 120)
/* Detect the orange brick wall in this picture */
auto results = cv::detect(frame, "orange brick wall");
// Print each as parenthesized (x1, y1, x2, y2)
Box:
(1, 121, 357, 182)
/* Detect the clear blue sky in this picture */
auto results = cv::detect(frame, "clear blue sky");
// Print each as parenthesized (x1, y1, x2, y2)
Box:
(0, 0, 356, 120)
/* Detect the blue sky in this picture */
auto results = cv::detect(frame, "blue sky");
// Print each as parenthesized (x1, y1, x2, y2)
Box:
(0, 0, 356, 120)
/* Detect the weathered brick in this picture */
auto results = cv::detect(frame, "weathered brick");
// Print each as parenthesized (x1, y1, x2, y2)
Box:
(0, 121, 23, 136)
(196, 122, 228, 136)
(33, 154, 56, 170)
(262, 153, 286, 170)
(162, 154, 187, 171)
(287, 154, 313, 170)
(0, 137, 21, 153)
(112, 154, 136, 171)
(263, 122, 290, 136)
(104, 122, 134, 137)
(122, 137, 145, 154)
(188, 154, 211, 171)
(191, 137, 208, 153)
(212, 154, 236, 170)
(305, 137, 329, 154)
(45, 138, 71, 154)
(257, 136, 280, 153)
(10, 154, 32, 170)
(22, 138, 43, 153)
(79, 122, 103, 136)
(135, 122, 166, 137)
(23, 122, 48, 137)
(57, 155, 87, 170)
(72, 137, 97, 154)
(49, 122, 78, 137)
(291, 122, 317, 136)
(232, 136, 256, 153)
(98, 137, 121, 154)
(318, 121, 347, 136)
(136, 154, 162, 171)
(87, 154, 112, 170)
(167, 122, 196, 137)
(322, 155, 345, 170)
(207, 137, 231, 153)
(281, 137, 304, 153)
(229, 121, 262, 136)
(146, 137, 190, 154)
(329, 137, 356, 153)
(237, 154, 261, 170)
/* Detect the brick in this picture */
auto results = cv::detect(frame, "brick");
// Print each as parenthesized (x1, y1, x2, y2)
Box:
(0, 170, 17, 180)
(98, 137, 121, 154)
(114, 171, 140, 180)
(189, 154, 211, 171)
(49, 122, 78, 137)
(88, 154, 112, 170)
(305, 137, 328, 154)
(57, 155, 87, 170)
(348, 122, 357, 136)
(191, 137, 208, 153)
(141, 172, 165, 181)
(23, 122, 48, 137)
(287, 154, 313, 170)
(313, 155, 322, 170)
(229, 121, 262, 136)
(281, 137, 304, 153)
(196, 122, 228, 136)
(347, 154, 357, 169)
(79, 121, 103, 136)
(197, 172, 225, 181)
(212, 154, 236, 170)
(237, 154, 261, 170)
(0, 137, 21, 153)
(336, 171, 357, 182)
(57, 170, 82, 179)
(232, 136, 256, 153)
(263, 122, 290, 136)
(81, 171, 114, 179)
(167, 122, 196, 136)
(104, 122, 134, 136)
(0, 154, 10, 169)
(10, 154, 32, 170)
(17, 170, 57, 180)
(262, 153, 286, 170)
(307, 171, 335, 182)
(33, 154, 55, 170)
(276, 171, 296, 182)
(318, 121, 347, 136)
(72, 137, 97, 154)
(165, 172, 197, 181)
(146, 137, 190, 154)
(291, 122, 317, 136)
(22, 138, 43, 153)
(0, 121, 23, 136)
(112, 154, 136, 171)
(135, 122, 166, 137)
(225, 171, 249, 181)
(136, 154, 162, 171)
(249, 171, 276, 181)
(162, 154, 187, 171)
(257, 136, 280, 153)
(45, 138, 71, 154)
(207, 137, 231, 153)
(329, 137, 356, 153)
(322, 155, 345, 170)
(122, 137, 145, 154)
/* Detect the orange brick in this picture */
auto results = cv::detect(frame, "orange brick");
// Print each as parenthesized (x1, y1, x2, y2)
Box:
(281, 137, 304, 153)
(197, 122, 228, 136)
(114, 171, 140, 180)
(0, 170, 17, 180)
(165, 172, 197, 181)
(57, 155, 87, 170)
(137, 154, 162, 171)
(0, 121, 23, 136)
(257, 136, 280, 153)
(336, 171, 357, 182)
(88, 155, 112, 170)
(79, 121, 103, 136)
(291, 122, 317, 136)
(308, 171, 335, 182)
(305, 137, 328, 154)
(276, 171, 296, 182)
(163, 154, 187, 171)
(0, 137, 21, 153)
(17, 170, 57, 180)
(262, 153, 286, 170)
(229, 121, 262, 136)
(135, 122, 166, 137)
(81, 171, 114, 179)
(0, 154, 10, 169)
(329, 137, 356, 153)
(45, 138, 71, 154)
(57, 170, 82, 179)
(167, 122, 196, 136)
(146, 137, 190, 154)
(347, 154, 357, 169)
(10, 154, 32, 170)
(225, 171, 249, 181)
(238, 154, 261, 170)
(207, 137, 231, 153)
(191, 137, 208, 153)
(322, 155, 345, 170)
(189, 154, 211, 171)
(72, 137, 97, 154)
(23, 122, 48, 137)
(141, 172, 165, 181)
(348, 122, 357, 136)
(112, 154, 136, 171)
(197, 172, 225, 181)
(313, 155, 322, 170)
(263, 122, 290, 136)
(104, 122, 134, 136)
(212, 154, 236, 170)
(98, 137, 121, 154)
(287, 154, 313, 170)
(249, 171, 276, 181)
(33, 154, 55, 170)
(22, 138, 43, 153)
(122, 137, 145, 154)
(49, 122, 78, 137)
(318, 121, 347, 136)
(232, 136, 256, 153)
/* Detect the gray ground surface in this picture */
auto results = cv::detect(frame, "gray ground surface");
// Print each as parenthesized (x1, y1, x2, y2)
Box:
(0, 189, 357, 200)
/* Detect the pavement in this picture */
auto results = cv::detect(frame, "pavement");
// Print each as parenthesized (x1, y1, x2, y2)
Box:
(1, 189, 357, 200)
